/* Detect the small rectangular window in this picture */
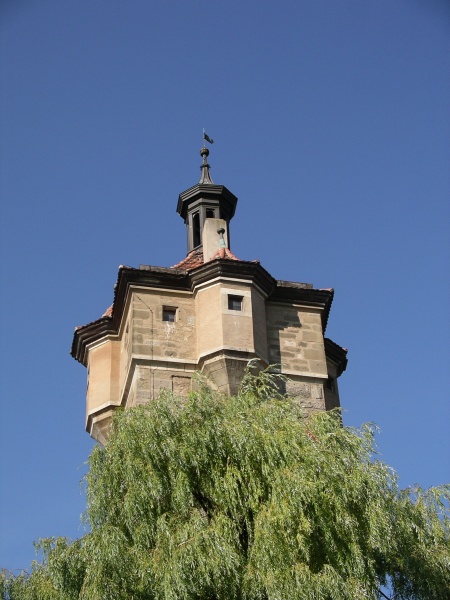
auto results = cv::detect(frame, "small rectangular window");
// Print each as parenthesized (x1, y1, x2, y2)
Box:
(163, 307, 177, 322)
(228, 295, 243, 311)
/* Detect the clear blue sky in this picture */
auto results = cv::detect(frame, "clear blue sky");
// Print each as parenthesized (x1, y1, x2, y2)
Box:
(1, 0, 449, 572)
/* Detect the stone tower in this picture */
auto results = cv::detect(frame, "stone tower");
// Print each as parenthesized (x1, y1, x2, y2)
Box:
(71, 146, 347, 444)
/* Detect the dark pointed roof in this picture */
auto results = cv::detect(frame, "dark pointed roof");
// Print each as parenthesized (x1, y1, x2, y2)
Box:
(177, 148, 237, 222)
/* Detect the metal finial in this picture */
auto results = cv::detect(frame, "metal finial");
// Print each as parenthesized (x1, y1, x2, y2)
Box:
(199, 146, 214, 184)
(200, 146, 209, 160)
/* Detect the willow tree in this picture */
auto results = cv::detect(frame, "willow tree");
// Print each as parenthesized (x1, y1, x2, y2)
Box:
(3, 367, 449, 599)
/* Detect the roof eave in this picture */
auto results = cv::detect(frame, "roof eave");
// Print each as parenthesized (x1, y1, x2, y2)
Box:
(177, 184, 238, 221)
(70, 317, 117, 365)
(270, 283, 334, 331)
(324, 337, 348, 376)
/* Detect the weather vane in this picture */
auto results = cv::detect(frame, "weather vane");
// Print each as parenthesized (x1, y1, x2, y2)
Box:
(203, 129, 214, 145)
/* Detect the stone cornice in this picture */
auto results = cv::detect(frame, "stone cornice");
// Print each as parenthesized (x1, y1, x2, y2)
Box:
(71, 317, 117, 366)
(71, 265, 191, 365)
(71, 261, 336, 365)
(189, 259, 277, 297)
(270, 283, 334, 332)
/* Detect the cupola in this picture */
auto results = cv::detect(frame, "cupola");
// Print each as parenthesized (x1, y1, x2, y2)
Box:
(177, 147, 238, 253)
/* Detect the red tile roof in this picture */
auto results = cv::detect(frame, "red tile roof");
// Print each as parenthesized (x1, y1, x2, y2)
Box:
(172, 247, 204, 270)
(172, 245, 240, 271)
(102, 305, 113, 318)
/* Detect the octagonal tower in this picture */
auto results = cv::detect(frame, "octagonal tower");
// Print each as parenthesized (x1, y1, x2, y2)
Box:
(71, 145, 347, 444)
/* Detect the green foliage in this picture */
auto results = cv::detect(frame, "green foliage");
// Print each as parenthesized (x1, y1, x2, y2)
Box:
(3, 366, 450, 599)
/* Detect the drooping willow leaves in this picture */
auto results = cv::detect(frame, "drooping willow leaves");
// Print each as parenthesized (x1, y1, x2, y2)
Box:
(3, 367, 449, 599)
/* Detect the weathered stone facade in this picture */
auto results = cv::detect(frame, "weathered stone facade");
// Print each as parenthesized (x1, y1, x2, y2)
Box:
(71, 149, 347, 444)
(72, 259, 347, 444)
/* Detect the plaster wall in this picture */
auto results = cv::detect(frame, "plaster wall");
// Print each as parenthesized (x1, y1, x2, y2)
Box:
(203, 218, 228, 262)
(220, 283, 254, 353)
(196, 284, 223, 358)
(86, 339, 120, 415)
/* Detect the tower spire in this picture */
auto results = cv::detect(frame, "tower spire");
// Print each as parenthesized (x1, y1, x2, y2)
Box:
(177, 141, 237, 253)
(199, 146, 214, 184)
